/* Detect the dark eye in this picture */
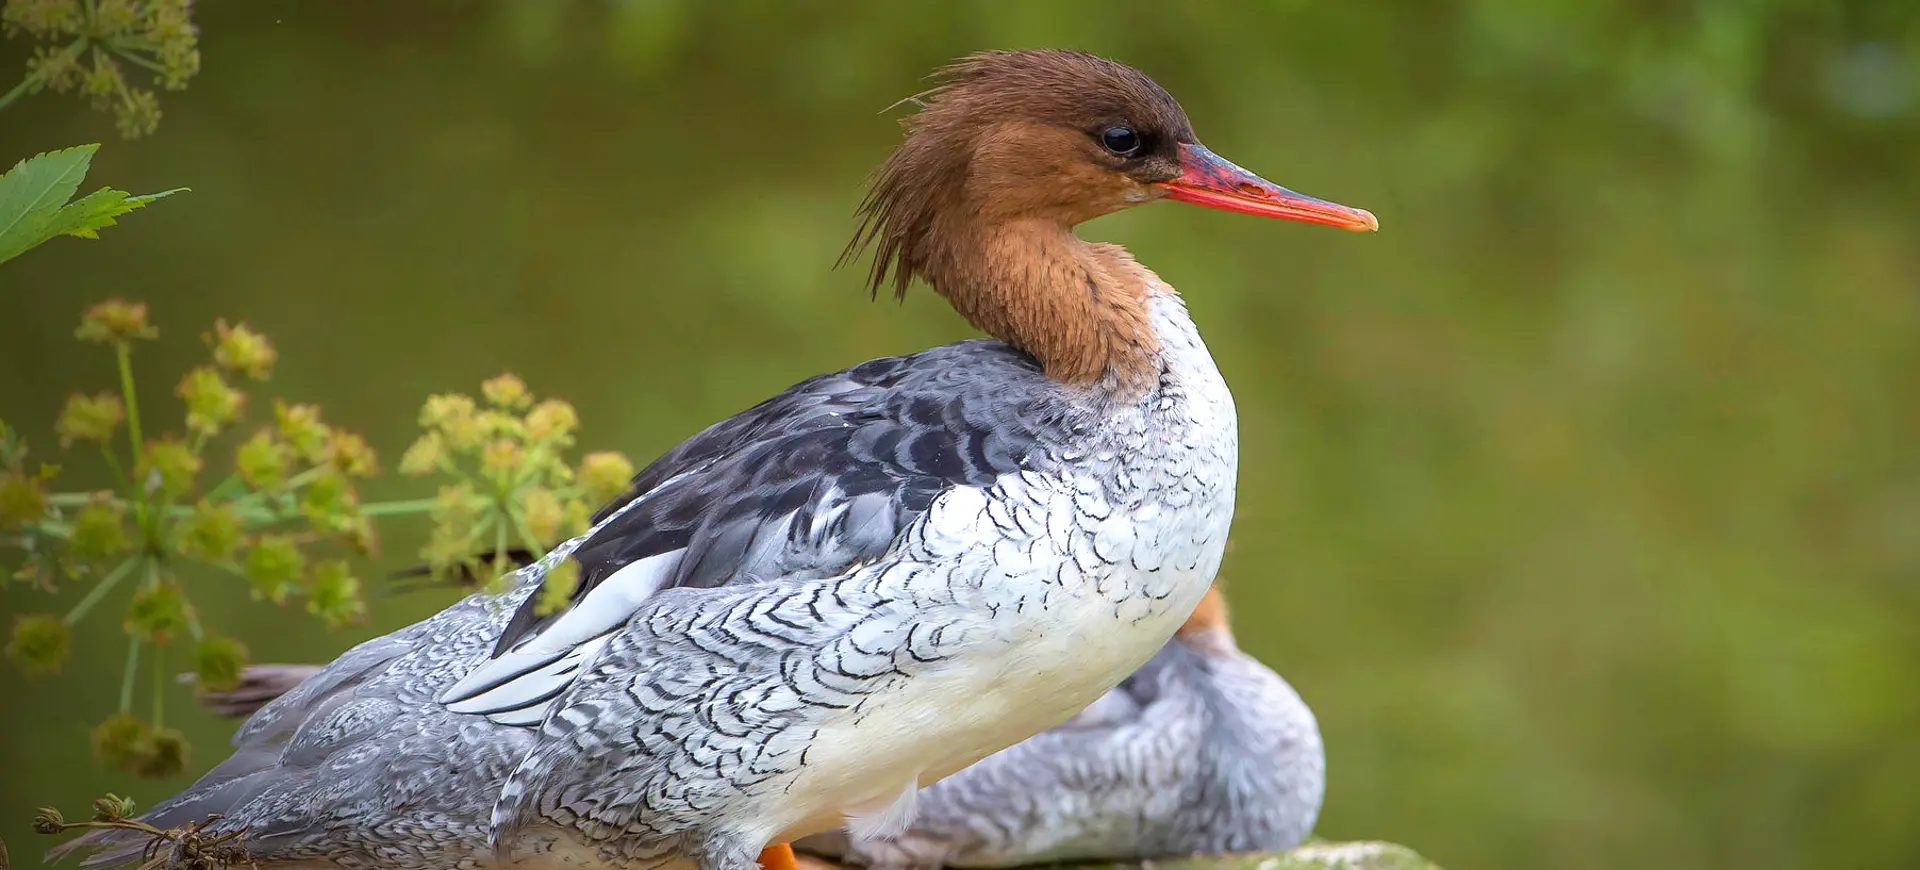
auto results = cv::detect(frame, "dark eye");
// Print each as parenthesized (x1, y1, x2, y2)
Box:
(1100, 127, 1141, 156)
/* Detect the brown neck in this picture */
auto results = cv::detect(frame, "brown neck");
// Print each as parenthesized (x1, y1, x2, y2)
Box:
(923, 217, 1163, 390)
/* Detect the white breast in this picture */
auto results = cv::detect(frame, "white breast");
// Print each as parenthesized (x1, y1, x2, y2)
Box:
(769, 291, 1239, 845)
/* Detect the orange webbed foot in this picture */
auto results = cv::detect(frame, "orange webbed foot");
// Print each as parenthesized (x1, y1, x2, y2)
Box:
(758, 842, 799, 870)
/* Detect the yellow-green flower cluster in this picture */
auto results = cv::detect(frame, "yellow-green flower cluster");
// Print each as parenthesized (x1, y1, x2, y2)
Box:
(2, 0, 201, 138)
(5, 612, 69, 675)
(73, 298, 157, 345)
(3, 302, 394, 779)
(90, 711, 188, 778)
(55, 393, 124, 447)
(404, 374, 633, 594)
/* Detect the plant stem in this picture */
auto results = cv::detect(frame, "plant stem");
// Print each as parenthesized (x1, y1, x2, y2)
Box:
(119, 634, 141, 713)
(64, 557, 139, 625)
(99, 443, 130, 491)
(359, 497, 440, 517)
(48, 492, 106, 507)
(511, 512, 547, 558)
(0, 37, 85, 111)
(202, 472, 245, 503)
(494, 517, 510, 576)
(110, 46, 169, 75)
(151, 642, 165, 728)
(116, 342, 145, 459)
(0, 74, 37, 112)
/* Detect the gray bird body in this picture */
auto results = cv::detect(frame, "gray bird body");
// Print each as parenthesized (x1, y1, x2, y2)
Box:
(64, 292, 1238, 870)
(794, 624, 1323, 870)
(190, 615, 1324, 870)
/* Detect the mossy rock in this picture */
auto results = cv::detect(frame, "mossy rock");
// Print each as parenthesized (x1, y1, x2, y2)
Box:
(1118, 842, 1441, 870)
(797, 842, 1441, 870)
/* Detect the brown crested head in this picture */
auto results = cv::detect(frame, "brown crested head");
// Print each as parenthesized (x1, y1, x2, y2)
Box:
(847, 49, 1195, 298)
(843, 50, 1377, 388)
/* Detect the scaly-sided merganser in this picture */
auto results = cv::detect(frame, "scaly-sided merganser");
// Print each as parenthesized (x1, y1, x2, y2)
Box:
(795, 586, 1324, 870)
(191, 584, 1324, 870)
(59, 49, 1372, 870)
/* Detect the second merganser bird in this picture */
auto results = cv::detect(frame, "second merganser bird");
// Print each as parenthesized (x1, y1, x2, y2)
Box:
(193, 584, 1324, 870)
(794, 586, 1325, 870)
(59, 49, 1373, 870)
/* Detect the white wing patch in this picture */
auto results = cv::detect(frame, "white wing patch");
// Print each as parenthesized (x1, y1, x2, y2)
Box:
(439, 550, 684, 725)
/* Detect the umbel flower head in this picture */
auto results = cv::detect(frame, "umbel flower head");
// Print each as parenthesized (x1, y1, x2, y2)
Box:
(404, 375, 634, 595)
(2, 0, 202, 138)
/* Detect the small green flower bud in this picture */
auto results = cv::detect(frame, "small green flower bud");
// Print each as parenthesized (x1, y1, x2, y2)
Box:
(339, 512, 378, 554)
(274, 401, 329, 463)
(578, 451, 635, 503)
(90, 711, 152, 770)
(235, 430, 289, 490)
(419, 393, 477, 430)
(74, 298, 157, 344)
(0, 470, 49, 530)
(561, 498, 591, 539)
(55, 392, 125, 447)
(441, 414, 486, 453)
(80, 53, 122, 108)
(174, 500, 241, 564)
(478, 410, 525, 440)
(5, 0, 82, 38)
(27, 43, 83, 92)
(33, 805, 67, 834)
(481, 373, 532, 411)
(176, 366, 244, 436)
(306, 560, 366, 629)
(520, 487, 563, 544)
(93, 0, 139, 35)
(91, 793, 137, 822)
(535, 560, 580, 617)
(69, 498, 130, 563)
(398, 432, 444, 476)
(139, 439, 202, 498)
(325, 430, 379, 478)
(125, 580, 191, 644)
(419, 527, 478, 582)
(115, 88, 162, 140)
(299, 469, 358, 529)
(524, 399, 579, 446)
(194, 634, 249, 691)
(431, 482, 485, 525)
(135, 726, 189, 778)
(6, 613, 71, 675)
(208, 319, 277, 380)
(481, 438, 525, 487)
(243, 534, 305, 603)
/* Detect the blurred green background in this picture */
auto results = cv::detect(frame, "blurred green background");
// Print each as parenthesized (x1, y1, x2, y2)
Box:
(3, 2, 1918, 868)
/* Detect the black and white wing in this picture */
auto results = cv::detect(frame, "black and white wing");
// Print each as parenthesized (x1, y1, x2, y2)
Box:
(436, 340, 1066, 726)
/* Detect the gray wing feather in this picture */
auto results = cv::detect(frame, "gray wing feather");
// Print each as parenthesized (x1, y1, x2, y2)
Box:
(440, 340, 1060, 726)
(485, 577, 917, 860)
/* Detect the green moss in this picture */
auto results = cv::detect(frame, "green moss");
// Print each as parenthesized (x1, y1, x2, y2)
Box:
(1090, 842, 1441, 870)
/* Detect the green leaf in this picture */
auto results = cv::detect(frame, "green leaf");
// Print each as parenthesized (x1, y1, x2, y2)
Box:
(0, 145, 96, 264)
(42, 186, 187, 241)
(0, 144, 186, 265)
